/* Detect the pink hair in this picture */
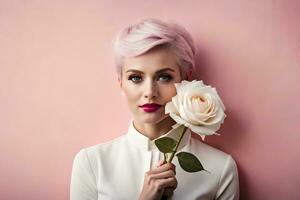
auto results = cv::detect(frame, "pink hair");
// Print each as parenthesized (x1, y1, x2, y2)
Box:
(111, 18, 196, 79)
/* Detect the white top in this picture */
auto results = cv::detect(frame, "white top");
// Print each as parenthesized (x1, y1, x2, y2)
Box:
(70, 119, 239, 200)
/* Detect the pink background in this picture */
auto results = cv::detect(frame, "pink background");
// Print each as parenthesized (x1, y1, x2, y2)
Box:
(1, 0, 299, 199)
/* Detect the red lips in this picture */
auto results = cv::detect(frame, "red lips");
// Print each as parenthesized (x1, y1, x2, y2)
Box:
(139, 103, 162, 113)
(140, 103, 162, 108)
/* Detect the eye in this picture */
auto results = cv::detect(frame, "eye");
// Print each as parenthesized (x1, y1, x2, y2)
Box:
(158, 74, 173, 82)
(128, 75, 142, 83)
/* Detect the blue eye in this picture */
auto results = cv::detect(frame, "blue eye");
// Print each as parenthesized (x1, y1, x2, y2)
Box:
(128, 74, 173, 84)
(128, 75, 142, 83)
(158, 74, 173, 82)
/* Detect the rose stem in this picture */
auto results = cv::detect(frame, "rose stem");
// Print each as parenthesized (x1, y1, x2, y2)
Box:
(166, 125, 187, 163)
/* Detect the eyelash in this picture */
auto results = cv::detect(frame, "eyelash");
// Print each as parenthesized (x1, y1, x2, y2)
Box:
(128, 74, 173, 83)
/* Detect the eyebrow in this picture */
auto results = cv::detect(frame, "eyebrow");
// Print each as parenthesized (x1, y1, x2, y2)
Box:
(125, 67, 175, 74)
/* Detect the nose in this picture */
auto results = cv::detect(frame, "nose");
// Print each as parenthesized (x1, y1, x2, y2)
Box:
(143, 79, 158, 100)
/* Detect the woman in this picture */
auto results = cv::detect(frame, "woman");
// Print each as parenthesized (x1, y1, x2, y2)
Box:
(70, 18, 239, 200)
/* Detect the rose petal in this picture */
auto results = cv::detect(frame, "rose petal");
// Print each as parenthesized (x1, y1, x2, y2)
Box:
(166, 80, 226, 138)
(187, 123, 216, 135)
(202, 108, 226, 125)
(165, 101, 177, 115)
(172, 95, 181, 112)
(212, 88, 226, 110)
(169, 112, 187, 125)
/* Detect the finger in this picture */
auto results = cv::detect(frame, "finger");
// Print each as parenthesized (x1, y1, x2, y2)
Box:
(148, 170, 175, 181)
(151, 163, 176, 174)
(156, 177, 177, 190)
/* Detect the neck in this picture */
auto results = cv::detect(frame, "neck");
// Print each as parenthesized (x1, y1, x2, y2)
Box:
(133, 116, 177, 140)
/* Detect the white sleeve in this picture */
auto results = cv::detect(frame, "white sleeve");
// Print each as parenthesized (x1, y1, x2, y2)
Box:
(215, 155, 240, 200)
(70, 149, 98, 200)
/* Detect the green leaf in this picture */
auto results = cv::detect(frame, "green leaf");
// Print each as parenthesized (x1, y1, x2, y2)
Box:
(176, 152, 206, 173)
(154, 137, 177, 153)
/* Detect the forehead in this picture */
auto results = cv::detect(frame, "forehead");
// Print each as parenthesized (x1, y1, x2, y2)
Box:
(122, 47, 180, 74)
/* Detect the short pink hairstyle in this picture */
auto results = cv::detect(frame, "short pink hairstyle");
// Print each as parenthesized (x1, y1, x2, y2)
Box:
(112, 18, 197, 80)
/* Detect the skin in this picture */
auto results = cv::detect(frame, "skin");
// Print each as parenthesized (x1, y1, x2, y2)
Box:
(118, 46, 192, 199)
(118, 46, 192, 140)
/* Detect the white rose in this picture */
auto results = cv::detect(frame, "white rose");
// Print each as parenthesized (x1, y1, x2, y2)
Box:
(165, 80, 226, 140)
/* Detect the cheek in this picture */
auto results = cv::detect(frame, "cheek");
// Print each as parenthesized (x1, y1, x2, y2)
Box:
(121, 81, 140, 108)
(123, 88, 139, 104)
(161, 85, 177, 101)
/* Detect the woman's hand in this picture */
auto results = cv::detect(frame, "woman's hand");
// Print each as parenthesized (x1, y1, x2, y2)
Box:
(138, 160, 178, 200)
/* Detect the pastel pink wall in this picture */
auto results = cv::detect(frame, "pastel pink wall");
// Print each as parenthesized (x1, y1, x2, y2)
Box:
(0, 0, 299, 199)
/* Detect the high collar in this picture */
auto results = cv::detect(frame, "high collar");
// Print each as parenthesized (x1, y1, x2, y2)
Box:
(127, 119, 191, 152)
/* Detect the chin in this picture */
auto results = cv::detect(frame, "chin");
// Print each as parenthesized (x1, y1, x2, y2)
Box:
(138, 114, 169, 125)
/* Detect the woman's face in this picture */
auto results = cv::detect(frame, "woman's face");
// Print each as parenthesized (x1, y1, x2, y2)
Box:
(118, 47, 184, 125)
